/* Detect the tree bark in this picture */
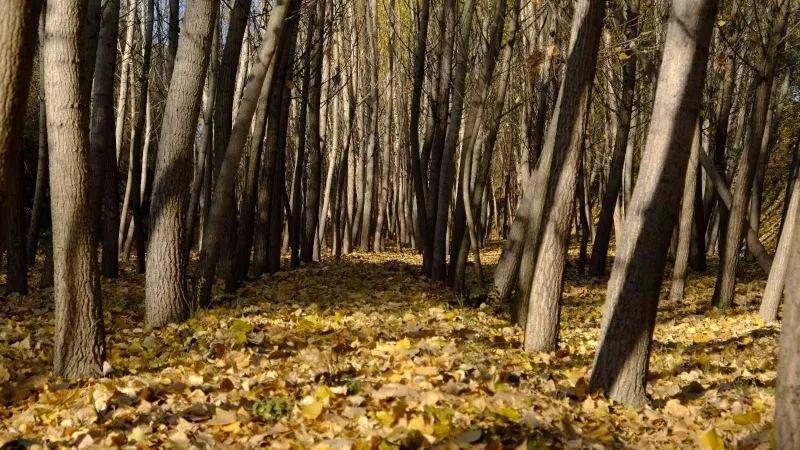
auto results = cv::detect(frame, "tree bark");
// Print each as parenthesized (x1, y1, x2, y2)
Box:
(45, 0, 106, 377)
(27, 27, 48, 264)
(115, 0, 137, 161)
(669, 119, 701, 301)
(145, 0, 217, 327)
(589, 0, 716, 406)
(759, 129, 800, 322)
(90, 0, 121, 278)
(588, 1, 638, 277)
(712, 0, 788, 309)
(302, 0, 328, 263)
(194, 0, 291, 307)
(212, 0, 252, 281)
(520, 0, 605, 352)
(775, 189, 800, 449)
(431, 0, 476, 280)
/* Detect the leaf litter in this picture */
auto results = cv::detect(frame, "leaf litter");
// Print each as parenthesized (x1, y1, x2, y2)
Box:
(0, 244, 779, 448)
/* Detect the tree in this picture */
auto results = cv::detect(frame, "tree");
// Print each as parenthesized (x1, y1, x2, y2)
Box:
(712, 0, 789, 309)
(145, 0, 218, 327)
(0, 0, 42, 294)
(589, 0, 717, 406)
(194, 0, 292, 308)
(44, 0, 107, 377)
(519, 0, 605, 351)
(588, 0, 639, 277)
(90, 0, 121, 278)
(776, 190, 800, 447)
(669, 118, 701, 301)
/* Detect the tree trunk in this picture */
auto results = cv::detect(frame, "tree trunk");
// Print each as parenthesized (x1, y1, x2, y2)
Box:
(167, 0, 179, 80)
(302, 0, 328, 263)
(669, 119, 701, 301)
(145, 0, 217, 327)
(713, 1, 788, 309)
(90, 0, 121, 278)
(359, 0, 380, 253)
(589, 0, 716, 406)
(431, 0, 476, 280)
(759, 128, 800, 322)
(775, 192, 800, 448)
(212, 0, 252, 281)
(115, 0, 136, 161)
(27, 29, 48, 264)
(520, 0, 605, 352)
(45, 0, 106, 377)
(127, 0, 154, 273)
(448, 0, 511, 291)
(194, 0, 291, 307)
(373, 0, 394, 252)
(0, 0, 40, 294)
(184, 18, 220, 263)
(588, 1, 638, 277)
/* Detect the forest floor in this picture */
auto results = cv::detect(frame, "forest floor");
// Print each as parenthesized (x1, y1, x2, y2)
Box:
(0, 243, 779, 449)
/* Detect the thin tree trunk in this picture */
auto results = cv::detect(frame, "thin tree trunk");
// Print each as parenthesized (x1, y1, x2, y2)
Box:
(373, 0, 394, 252)
(115, 0, 137, 161)
(589, 0, 716, 406)
(697, 149, 773, 273)
(145, 0, 217, 327)
(91, 0, 121, 277)
(431, 0, 477, 280)
(27, 31, 48, 264)
(670, 119, 701, 301)
(184, 18, 220, 263)
(713, 0, 789, 309)
(588, 1, 638, 277)
(302, 0, 328, 263)
(194, 0, 291, 307)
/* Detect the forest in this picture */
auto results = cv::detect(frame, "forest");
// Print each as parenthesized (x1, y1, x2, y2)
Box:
(0, 0, 799, 447)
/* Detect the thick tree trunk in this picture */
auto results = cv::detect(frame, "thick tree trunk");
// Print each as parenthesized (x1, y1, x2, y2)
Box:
(713, 1, 788, 309)
(145, 0, 217, 327)
(588, 1, 638, 277)
(589, 0, 716, 406)
(408, 0, 431, 262)
(45, 0, 106, 377)
(0, 0, 40, 294)
(669, 119, 701, 301)
(775, 196, 800, 448)
(194, 0, 290, 307)
(520, 0, 605, 352)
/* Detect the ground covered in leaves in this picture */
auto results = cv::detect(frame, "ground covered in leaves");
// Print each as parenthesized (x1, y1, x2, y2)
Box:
(0, 244, 780, 449)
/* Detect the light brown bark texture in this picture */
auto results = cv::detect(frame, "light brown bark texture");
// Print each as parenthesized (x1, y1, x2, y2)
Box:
(145, 0, 218, 327)
(44, 0, 107, 378)
(589, 0, 717, 406)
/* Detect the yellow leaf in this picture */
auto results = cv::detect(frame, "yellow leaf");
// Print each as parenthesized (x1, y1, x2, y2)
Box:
(699, 428, 724, 450)
(732, 410, 761, 425)
(208, 408, 238, 426)
(302, 401, 324, 420)
(694, 334, 714, 344)
(316, 385, 334, 400)
(408, 415, 426, 431)
(376, 410, 394, 426)
(496, 406, 520, 423)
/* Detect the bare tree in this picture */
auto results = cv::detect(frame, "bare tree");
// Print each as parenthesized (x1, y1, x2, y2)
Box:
(589, 0, 717, 406)
(44, 0, 107, 377)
